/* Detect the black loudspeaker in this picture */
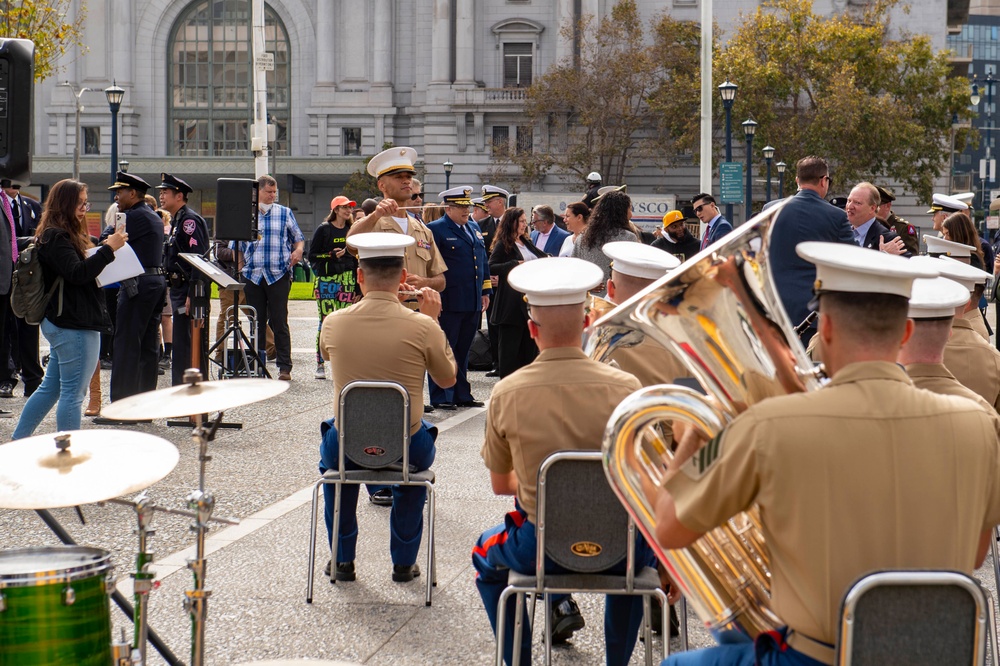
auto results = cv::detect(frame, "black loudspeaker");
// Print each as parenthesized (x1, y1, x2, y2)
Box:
(215, 178, 259, 240)
(0, 39, 34, 184)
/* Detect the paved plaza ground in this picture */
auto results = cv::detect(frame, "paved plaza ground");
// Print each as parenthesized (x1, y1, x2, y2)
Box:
(1, 298, 999, 664)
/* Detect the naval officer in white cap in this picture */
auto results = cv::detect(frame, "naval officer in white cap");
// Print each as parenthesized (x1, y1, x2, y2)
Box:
(473, 257, 654, 665)
(916, 254, 993, 341)
(348, 147, 447, 294)
(657, 242, 1000, 666)
(927, 192, 970, 234)
(318, 233, 456, 584)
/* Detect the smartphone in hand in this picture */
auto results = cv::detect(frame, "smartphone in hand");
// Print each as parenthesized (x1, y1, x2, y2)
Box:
(115, 212, 126, 234)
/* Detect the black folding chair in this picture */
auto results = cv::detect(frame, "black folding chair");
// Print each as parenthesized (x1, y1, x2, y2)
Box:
(494, 450, 667, 666)
(837, 569, 991, 665)
(306, 380, 436, 606)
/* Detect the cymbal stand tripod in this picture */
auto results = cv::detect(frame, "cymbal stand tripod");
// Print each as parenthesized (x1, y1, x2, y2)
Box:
(103, 491, 238, 666)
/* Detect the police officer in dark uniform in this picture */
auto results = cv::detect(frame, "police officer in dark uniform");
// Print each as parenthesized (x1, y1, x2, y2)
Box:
(107, 172, 167, 401)
(875, 185, 919, 256)
(427, 186, 492, 408)
(157, 173, 210, 385)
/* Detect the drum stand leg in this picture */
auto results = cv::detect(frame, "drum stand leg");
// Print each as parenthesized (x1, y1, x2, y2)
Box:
(131, 496, 157, 666)
(185, 416, 215, 666)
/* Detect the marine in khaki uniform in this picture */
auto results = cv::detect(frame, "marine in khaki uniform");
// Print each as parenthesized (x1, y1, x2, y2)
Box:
(875, 185, 919, 256)
(348, 146, 447, 299)
(900, 275, 999, 420)
(318, 234, 457, 583)
(657, 242, 1000, 666)
(922, 239, 991, 341)
(472, 257, 653, 666)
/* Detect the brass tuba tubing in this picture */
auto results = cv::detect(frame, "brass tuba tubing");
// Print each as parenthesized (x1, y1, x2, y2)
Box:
(585, 201, 825, 642)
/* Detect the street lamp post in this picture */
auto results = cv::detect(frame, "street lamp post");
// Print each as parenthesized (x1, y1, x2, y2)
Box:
(104, 82, 125, 202)
(59, 83, 95, 182)
(118, 160, 129, 173)
(776, 161, 787, 199)
(742, 119, 757, 221)
(719, 81, 737, 222)
(762, 145, 775, 203)
(443, 160, 453, 190)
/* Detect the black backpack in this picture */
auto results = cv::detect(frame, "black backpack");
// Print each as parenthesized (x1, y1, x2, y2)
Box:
(10, 241, 63, 325)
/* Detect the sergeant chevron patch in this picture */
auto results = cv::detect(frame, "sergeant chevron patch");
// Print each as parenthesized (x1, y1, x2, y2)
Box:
(682, 433, 723, 480)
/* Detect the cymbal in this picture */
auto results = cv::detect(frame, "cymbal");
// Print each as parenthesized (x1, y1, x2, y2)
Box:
(0, 430, 180, 509)
(100, 378, 290, 420)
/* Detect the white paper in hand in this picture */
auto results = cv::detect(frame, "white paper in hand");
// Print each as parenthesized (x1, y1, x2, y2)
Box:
(86, 243, 145, 287)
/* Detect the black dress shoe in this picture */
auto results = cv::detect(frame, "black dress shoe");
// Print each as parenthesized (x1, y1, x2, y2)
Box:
(485, 369, 499, 377)
(392, 563, 421, 582)
(24, 384, 39, 398)
(432, 402, 457, 411)
(0, 383, 14, 399)
(0, 408, 12, 418)
(423, 404, 435, 413)
(457, 399, 485, 408)
(550, 596, 586, 644)
(325, 560, 355, 582)
(369, 488, 393, 506)
(648, 600, 680, 638)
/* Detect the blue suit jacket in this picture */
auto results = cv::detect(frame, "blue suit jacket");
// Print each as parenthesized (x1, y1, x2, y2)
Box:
(768, 189, 855, 329)
(530, 225, 571, 256)
(704, 216, 733, 245)
(428, 216, 491, 313)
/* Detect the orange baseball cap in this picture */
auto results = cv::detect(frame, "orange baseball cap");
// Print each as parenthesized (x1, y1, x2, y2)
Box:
(330, 196, 357, 209)
(662, 210, 684, 227)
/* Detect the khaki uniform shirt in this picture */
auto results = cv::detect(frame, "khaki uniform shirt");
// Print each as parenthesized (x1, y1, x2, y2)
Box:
(944, 317, 1000, 411)
(319, 291, 456, 434)
(906, 362, 998, 417)
(609, 338, 688, 390)
(481, 347, 641, 523)
(961, 307, 991, 342)
(665, 361, 1000, 662)
(373, 214, 448, 279)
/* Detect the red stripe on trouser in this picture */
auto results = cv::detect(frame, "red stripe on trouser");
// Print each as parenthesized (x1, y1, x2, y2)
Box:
(471, 509, 524, 558)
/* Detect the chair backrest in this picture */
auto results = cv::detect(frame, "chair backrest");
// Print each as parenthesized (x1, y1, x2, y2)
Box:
(536, 450, 629, 575)
(339, 380, 410, 471)
(837, 570, 987, 666)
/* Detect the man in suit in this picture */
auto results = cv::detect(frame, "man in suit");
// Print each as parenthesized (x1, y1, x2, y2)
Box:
(846, 182, 908, 256)
(767, 156, 855, 345)
(427, 187, 491, 410)
(691, 193, 732, 251)
(0, 182, 15, 417)
(0, 181, 42, 398)
(529, 205, 570, 256)
(481, 184, 510, 377)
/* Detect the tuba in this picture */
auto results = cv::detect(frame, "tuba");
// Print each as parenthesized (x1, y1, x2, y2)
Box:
(583, 201, 826, 641)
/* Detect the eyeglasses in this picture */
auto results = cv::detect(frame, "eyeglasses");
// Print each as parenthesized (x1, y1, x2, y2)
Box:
(694, 203, 711, 214)
(410, 193, 423, 201)
(78, 201, 91, 212)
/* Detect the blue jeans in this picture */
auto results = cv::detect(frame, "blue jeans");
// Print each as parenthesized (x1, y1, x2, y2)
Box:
(13, 319, 100, 439)
(663, 628, 827, 666)
(318, 416, 437, 566)
(473, 502, 656, 666)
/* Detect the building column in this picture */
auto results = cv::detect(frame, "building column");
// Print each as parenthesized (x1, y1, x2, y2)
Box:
(316, 1, 335, 84)
(317, 115, 329, 157)
(373, 0, 393, 86)
(555, 0, 575, 65)
(430, 0, 452, 84)
(455, 0, 474, 85)
(341, 4, 367, 82)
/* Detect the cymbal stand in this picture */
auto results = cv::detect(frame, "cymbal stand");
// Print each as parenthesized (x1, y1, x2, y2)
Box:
(104, 492, 239, 666)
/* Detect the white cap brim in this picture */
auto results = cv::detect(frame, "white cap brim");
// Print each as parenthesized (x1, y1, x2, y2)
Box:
(924, 235, 975, 257)
(604, 241, 680, 280)
(908, 276, 971, 318)
(508, 257, 604, 306)
(795, 241, 939, 299)
(347, 232, 416, 260)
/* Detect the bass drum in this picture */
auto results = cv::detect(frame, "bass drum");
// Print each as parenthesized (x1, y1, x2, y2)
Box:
(0, 546, 113, 665)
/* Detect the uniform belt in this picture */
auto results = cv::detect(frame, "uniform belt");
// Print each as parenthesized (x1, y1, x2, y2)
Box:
(785, 630, 835, 665)
(143, 267, 165, 276)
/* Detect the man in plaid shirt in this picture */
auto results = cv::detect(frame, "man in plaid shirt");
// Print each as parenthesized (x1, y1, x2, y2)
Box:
(231, 174, 304, 381)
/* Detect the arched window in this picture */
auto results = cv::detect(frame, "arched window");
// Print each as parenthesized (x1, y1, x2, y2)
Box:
(168, 0, 290, 156)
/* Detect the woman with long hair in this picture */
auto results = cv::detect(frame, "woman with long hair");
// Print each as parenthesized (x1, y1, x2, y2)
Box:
(308, 196, 360, 379)
(572, 190, 638, 287)
(942, 212, 988, 269)
(13, 179, 127, 438)
(559, 202, 590, 257)
(489, 207, 547, 377)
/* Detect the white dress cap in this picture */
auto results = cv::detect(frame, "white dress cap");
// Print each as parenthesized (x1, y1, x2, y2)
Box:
(907, 276, 972, 318)
(508, 257, 604, 306)
(603, 241, 680, 280)
(347, 232, 416, 260)
(910, 255, 992, 291)
(481, 185, 510, 200)
(953, 192, 976, 206)
(926, 193, 970, 214)
(795, 241, 939, 299)
(366, 146, 418, 178)
(924, 235, 975, 258)
(439, 186, 474, 206)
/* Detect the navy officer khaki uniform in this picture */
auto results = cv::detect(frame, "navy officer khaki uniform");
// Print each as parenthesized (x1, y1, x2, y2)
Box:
(107, 172, 167, 401)
(427, 187, 492, 407)
(158, 173, 211, 385)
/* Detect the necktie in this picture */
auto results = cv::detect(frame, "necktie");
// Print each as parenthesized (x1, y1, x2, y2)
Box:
(701, 224, 712, 250)
(854, 229, 863, 246)
(10, 197, 20, 234)
(1, 192, 18, 263)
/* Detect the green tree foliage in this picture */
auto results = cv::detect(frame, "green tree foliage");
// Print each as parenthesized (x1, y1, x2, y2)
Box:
(1, 0, 88, 81)
(714, 0, 972, 200)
